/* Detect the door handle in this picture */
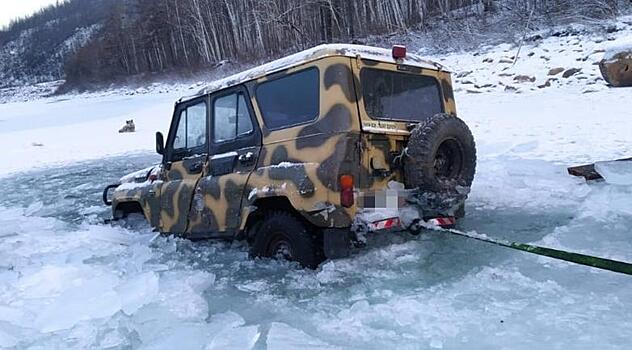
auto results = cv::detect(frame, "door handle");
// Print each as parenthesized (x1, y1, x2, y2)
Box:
(238, 152, 255, 164)
(188, 161, 204, 174)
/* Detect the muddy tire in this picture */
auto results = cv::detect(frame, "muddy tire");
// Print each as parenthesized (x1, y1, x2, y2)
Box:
(250, 211, 324, 269)
(404, 113, 476, 193)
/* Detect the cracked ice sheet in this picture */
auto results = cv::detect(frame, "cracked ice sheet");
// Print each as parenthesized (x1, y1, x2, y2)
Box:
(0, 153, 631, 349)
(0, 207, 210, 346)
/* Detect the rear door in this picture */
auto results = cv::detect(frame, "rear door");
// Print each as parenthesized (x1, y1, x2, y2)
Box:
(352, 60, 446, 189)
(160, 97, 209, 233)
(187, 86, 261, 237)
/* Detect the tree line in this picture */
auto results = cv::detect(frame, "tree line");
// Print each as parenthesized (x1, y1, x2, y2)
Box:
(1, 0, 629, 87)
(64, 0, 628, 85)
(65, 0, 482, 83)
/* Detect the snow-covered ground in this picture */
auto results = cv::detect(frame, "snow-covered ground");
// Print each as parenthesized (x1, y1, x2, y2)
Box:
(0, 19, 631, 349)
(0, 84, 198, 176)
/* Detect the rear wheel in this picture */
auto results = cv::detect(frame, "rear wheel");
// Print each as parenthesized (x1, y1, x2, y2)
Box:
(250, 211, 324, 269)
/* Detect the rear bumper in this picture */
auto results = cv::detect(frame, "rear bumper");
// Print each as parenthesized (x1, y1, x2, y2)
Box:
(323, 213, 457, 260)
(357, 212, 456, 233)
(354, 185, 465, 230)
(357, 187, 468, 219)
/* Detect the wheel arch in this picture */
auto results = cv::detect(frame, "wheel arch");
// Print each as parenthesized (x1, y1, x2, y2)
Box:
(113, 200, 148, 221)
(242, 196, 304, 240)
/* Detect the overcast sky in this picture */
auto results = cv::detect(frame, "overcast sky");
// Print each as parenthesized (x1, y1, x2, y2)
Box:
(0, 0, 60, 29)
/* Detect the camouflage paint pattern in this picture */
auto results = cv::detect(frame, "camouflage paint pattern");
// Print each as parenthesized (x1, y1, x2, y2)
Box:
(110, 47, 457, 238)
(160, 155, 207, 233)
(111, 180, 162, 227)
(240, 56, 361, 229)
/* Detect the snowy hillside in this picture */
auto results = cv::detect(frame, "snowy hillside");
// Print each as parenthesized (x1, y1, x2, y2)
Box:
(0, 24, 100, 88)
(443, 21, 632, 95)
(0, 0, 109, 89)
(435, 17, 632, 164)
(0, 16, 631, 350)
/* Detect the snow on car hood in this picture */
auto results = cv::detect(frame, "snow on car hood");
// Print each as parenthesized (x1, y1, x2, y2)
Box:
(118, 164, 160, 184)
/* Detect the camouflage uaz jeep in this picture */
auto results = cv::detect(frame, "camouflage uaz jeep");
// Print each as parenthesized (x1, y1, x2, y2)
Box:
(104, 44, 476, 268)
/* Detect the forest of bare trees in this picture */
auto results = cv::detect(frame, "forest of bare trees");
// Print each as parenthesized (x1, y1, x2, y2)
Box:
(64, 0, 471, 82)
(63, 0, 629, 85)
(2, 0, 629, 87)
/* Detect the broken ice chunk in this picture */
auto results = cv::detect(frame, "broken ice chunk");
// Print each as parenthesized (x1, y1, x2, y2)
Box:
(0, 329, 18, 348)
(594, 161, 632, 185)
(207, 325, 260, 350)
(207, 311, 245, 328)
(116, 271, 159, 315)
(267, 322, 338, 349)
(35, 276, 122, 332)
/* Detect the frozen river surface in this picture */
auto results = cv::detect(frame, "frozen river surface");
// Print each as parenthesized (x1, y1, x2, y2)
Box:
(0, 152, 631, 350)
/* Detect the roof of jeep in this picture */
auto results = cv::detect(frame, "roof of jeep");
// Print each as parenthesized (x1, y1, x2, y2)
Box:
(180, 44, 446, 102)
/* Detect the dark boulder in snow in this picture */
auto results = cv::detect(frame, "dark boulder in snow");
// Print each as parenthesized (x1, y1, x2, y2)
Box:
(562, 68, 582, 78)
(538, 78, 557, 89)
(504, 85, 519, 92)
(513, 75, 536, 83)
(599, 40, 632, 87)
(456, 70, 473, 78)
(548, 67, 565, 75)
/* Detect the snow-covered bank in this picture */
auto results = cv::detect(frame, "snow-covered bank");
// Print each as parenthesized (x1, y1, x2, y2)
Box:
(434, 15, 632, 164)
(0, 90, 181, 177)
(460, 87, 631, 163)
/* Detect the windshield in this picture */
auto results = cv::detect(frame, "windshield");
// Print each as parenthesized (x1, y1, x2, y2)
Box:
(361, 68, 443, 122)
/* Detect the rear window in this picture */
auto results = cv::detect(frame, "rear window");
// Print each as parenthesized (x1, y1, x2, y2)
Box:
(256, 68, 319, 130)
(361, 68, 443, 122)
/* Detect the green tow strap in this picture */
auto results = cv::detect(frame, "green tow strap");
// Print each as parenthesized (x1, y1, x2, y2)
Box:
(430, 227, 632, 276)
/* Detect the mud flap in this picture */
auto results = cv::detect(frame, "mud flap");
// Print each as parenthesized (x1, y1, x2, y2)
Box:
(323, 228, 351, 259)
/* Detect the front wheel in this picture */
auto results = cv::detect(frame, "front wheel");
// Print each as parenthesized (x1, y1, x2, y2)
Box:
(250, 211, 324, 268)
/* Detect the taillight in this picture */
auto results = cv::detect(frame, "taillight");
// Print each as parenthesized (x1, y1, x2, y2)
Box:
(339, 175, 354, 208)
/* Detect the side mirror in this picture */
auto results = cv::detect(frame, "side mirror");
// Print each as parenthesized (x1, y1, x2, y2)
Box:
(156, 132, 165, 155)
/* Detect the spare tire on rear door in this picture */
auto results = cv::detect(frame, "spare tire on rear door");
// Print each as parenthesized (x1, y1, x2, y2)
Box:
(404, 113, 476, 194)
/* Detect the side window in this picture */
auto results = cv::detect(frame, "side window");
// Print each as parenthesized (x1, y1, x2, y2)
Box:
(256, 68, 319, 130)
(237, 95, 253, 136)
(173, 111, 187, 150)
(172, 101, 207, 151)
(213, 92, 254, 143)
